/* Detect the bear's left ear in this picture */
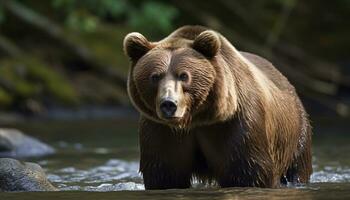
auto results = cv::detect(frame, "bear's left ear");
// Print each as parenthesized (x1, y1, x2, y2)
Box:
(123, 32, 152, 61)
(192, 30, 221, 58)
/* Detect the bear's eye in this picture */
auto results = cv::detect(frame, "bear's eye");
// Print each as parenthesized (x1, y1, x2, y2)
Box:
(150, 73, 161, 84)
(178, 72, 189, 82)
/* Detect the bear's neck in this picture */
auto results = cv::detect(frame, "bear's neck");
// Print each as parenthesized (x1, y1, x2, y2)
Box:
(193, 37, 277, 128)
(191, 53, 238, 126)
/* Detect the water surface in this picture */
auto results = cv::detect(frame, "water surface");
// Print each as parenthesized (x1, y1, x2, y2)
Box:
(1, 118, 349, 199)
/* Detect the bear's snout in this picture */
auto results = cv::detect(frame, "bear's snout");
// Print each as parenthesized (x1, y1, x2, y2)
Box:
(160, 99, 177, 118)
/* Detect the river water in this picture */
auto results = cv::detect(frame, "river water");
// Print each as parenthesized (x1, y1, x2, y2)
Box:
(0, 118, 349, 199)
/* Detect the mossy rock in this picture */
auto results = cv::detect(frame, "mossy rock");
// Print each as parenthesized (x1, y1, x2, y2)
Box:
(0, 57, 79, 109)
(0, 158, 58, 191)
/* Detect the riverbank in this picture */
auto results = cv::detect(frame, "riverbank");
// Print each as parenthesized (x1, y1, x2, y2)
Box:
(0, 106, 139, 125)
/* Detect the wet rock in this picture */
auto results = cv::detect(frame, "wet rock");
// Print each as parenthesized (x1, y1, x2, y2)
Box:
(0, 128, 54, 158)
(0, 158, 58, 191)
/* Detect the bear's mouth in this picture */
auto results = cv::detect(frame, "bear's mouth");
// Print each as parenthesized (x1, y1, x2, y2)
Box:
(162, 113, 192, 129)
(162, 116, 182, 122)
(158, 107, 191, 129)
(157, 105, 187, 122)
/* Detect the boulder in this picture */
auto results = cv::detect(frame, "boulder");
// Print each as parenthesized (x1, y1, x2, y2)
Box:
(0, 128, 54, 158)
(0, 158, 58, 191)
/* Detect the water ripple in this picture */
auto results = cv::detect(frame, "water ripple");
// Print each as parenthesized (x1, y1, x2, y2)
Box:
(311, 166, 350, 183)
(47, 158, 350, 191)
(48, 159, 143, 191)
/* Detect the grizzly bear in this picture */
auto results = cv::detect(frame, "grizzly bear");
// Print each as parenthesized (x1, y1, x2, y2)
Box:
(123, 25, 312, 189)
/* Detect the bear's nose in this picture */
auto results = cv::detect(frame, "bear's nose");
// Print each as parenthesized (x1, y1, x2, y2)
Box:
(160, 99, 177, 118)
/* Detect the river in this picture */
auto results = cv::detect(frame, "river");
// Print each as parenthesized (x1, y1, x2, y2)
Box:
(0, 118, 349, 199)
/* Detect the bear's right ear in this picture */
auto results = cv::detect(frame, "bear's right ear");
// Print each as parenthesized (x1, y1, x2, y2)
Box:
(123, 32, 152, 61)
(192, 30, 221, 59)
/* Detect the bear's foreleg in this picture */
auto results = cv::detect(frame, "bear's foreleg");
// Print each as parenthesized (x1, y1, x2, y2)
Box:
(139, 117, 195, 189)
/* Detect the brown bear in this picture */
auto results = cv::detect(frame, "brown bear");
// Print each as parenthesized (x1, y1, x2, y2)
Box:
(123, 25, 312, 189)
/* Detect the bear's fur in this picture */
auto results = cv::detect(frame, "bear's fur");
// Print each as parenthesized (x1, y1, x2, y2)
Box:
(124, 25, 312, 189)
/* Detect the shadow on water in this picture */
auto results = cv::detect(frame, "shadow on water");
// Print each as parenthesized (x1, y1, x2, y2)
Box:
(0, 117, 350, 199)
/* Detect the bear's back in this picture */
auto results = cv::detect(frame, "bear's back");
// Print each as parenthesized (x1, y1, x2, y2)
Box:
(240, 52, 296, 94)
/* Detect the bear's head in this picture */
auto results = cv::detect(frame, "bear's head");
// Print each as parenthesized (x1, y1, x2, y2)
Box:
(124, 29, 223, 128)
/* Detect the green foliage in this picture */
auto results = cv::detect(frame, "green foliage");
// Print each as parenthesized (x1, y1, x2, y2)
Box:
(65, 11, 98, 32)
(52, 0, 128, 32)
(52, 0, 127, 18)
(53, 0, 128, 32)
(51, 0, 178, 35)
(93, 0, 128, 18)
(128, 2, 178, 37)
(0, 59, 78, 107)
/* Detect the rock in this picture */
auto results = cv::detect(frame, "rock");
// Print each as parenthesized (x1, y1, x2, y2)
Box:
(0, 128, 55, 158)
(0, 158, 58, 191)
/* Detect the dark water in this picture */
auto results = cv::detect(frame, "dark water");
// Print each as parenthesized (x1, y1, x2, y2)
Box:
(1, 118, 350, 199)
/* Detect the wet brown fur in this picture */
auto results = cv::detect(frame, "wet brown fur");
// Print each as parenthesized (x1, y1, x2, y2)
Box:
(124, 25, 312, 189)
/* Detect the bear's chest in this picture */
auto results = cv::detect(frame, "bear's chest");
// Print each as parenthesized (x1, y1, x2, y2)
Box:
(192, 119, 245, 164)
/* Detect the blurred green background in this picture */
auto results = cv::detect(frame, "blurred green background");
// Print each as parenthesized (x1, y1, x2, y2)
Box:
(0, 0, 349, 119)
